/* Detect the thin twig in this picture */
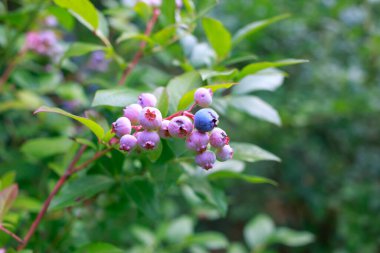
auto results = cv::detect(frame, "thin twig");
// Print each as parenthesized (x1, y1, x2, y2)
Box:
(118, 8, 160, 86)
(71, 148, 112, 174)
(0, 225, 24, 244)
(0, 50, 26, 91)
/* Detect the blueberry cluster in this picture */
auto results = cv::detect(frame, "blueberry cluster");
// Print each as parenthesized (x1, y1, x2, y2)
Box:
(111, 88, 233, 170)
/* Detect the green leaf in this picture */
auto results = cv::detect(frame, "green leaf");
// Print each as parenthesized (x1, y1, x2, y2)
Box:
(167, 71, 203, 113)
(177, 82, 237, 111)
(92, 88, 140, 107)
(50, 175, 115, 211)
(199, 69, 237, 80)
(202, 17, 232, 59)
(223, 54, 258, 66)
(0, 171, 16, 190)
(244, 214, 275, 249)
(208, 171, 277, 185)
(74, 242, 124, 253)
(153, 26, 176, 46)
(145, 140, 163, 163)
(47, 6, 75, 31)
(184, 232, 228, 250)
(53, 0, 99, 30)
(233, 68, 285, 95)
(0, 185, 18, 222)
(34, 106, 105, 140)
(229, 96, 281, 125)
(61, 42, 104, 63)
(130, 225, 156, 246)
(12, 196, 42, 213)
(231, 142, 281, 163)
(154, 87, 169, 117)
(238, 59, 308, 79)
(166, 216, 194, 243)
(116, 32, 154, 45)
(271, 228, 315, 247)
(124, 177, 158, 220)
(160, 0, 176, 25)
(21, 137, 73, 159)
(232, 14, 291, 46)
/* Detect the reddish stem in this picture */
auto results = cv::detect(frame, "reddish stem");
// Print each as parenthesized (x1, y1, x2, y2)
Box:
(118, 8, 160, 86)
(187, 103, 197, 112)
(0, 49, 26, 91)
(0, 225, 24, 244)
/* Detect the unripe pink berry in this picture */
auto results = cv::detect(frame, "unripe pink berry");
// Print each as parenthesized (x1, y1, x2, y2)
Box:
(138, 93, 157, 108)
(168, 116, 193, 138)
(112, 117, 131, 137)
(216, 145, 233, 161)
(195, 150, 216, 170)
(194, 87, 213, 107)
(137, 130, 160, 150)
(139, 107, 162, 130)
(209, 127, 229, 148)
(186, 130, 209, 153)
(158, 119, 171, 138)
(123, 103, 142, 125)
(119, 134, 137, 152)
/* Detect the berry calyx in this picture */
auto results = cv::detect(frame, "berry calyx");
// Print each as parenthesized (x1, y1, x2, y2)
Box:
(139, 107, 162, 130)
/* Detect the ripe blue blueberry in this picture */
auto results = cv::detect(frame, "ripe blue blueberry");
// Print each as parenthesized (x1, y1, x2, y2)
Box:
(186, 130, 209, 153)
(119, 134, 137, 152)
(112, 117, 132, 137)
(194, 108, 219, 132)
(137, 130, 160, 150)
(139, 107, 162, 130)
(195, 150, 216, 170)
(138, 93, 157, 108)
(209, 127, 229, 148)
(216, 145, 234, 161)
(168, 116, 194, 138)
(123, 103, 142, 125)
(194, 87, 213, 107)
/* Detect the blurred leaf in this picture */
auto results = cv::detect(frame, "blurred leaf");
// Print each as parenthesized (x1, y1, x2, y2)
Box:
(153, 26, 176, 45)
(50, 175, 115, 211)
(145, 140, 163, 162)
(130, 225, 156, 246)
(124, 177, 158, 220)
(160, 0, 175, 25)
(74, 242, 124, 253)
(177, 82, 237, 111)
(61, 42, 104, 63)
(233, 68, 285, 95)
(231, 142, 281, 163)
(34, 106, 105, 140)
(239, 59, 308, 79)
(167, 71, 203, 113)
(47, 6, 75, 30)
(208, 171, 277, 185)
(0, 185, 18, 222)
(166, 216, 194, 243)
(116, 32, 154, 45)
(154, 87, 169, 117)
(202, 17, 231, 59)
(196, 0, 218, 17)
(92, 88, 140, 107)
(232, 14, 291, 46)
(271, 228, 314, 247)
(228, 243, 248, 253)
(199, 69, 237, 80)
(53, 0, 99, 29)
(184, 232, 228, 250)
(244, 214, 275, 249)
(223, 54, 258, 66)
(21, 137, 73, 159)
(229, 96, 281, 125)
(0, 171, 16, 190)
(208, 160, 245, 174)
(12, 196, 42, 213)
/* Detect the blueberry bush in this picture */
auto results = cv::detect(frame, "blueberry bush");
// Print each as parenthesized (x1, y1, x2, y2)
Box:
(0, 0, 314, 252)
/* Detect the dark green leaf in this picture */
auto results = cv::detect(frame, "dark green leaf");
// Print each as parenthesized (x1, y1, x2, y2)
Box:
(74, 242, 124, 253)
(92, 88, 140, 107)
(34, 106, 105, 140)
(47, 6, 75, 31)
(202, 17, 231, 59)
(49, 175, 115, 211)
(231, 142, 281, 163)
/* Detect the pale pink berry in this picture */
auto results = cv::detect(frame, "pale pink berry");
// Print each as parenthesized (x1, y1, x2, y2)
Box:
(194, 87, 213, 107)
(158, 120, 171, 138)
(123, 103, 142, 125)
(139, 107, 162, 130)
(168, 116, 193, 138)
(186, 130, 209, 153)
(195, 150, 216, 170)
(119, 134, 137, 152)
(209, 127, 229, 148)
(112, 117, 131, 137)
(138, 93, 157, 108)
(216, 145, 234, 161)
(137, 130, 160, 150)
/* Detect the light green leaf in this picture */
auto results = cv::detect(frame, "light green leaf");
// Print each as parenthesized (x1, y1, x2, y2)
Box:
(0, 185, 18, 222)
(53, 0, 99, 30)
(160, 0, 175, 25)
(12, 196, 42, 213)
(244, 214, 275, 249)
(239, 59, 308, 79)
(167, 71, 203, 113)
(271, 228, 314, 247)
(184, 232, 228, 250)
(202, 17, 231, 59)
(116, 32, 154, 45)
(232, 14, 291, 46)
(61, 42, 104, 63)
(199, 69, 237, 80)
(0, 171, 16, 190)
(208, 171, 277, 185)
(229, 96, 281, 125)
(34, 106, 105, 140)
(47, 6, 75, 31)
(223, 54, 258, 66)
(50, 175, 115, 211)
(177, 83, 237, 111)
(154, 87, 169, 117)
(130, 225, 156, 246)
(21, 137, 73, 159)
(231, 142, 281, 163)
(233, 68, 285, 95)
(166, 216, 194, 243)
(153, 26, 176, 45)
(74, 242, 124, 253)
(92, 88, 140, 107)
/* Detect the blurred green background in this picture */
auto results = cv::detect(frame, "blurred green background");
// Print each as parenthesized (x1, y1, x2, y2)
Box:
(1, 0, 380, 252)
